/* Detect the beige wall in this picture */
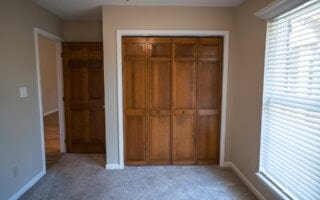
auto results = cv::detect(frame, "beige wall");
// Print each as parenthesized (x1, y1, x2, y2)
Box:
(0, 0, 62, 199)
(103, 3, 280, 199)
(39, 36, 58, 115)
(102, 5, 237, 166)
(231, 0, 278, 199)
(63, 21, 102, 42)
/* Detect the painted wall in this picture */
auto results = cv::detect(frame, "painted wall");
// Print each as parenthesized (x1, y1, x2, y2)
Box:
(102, 3, 280, 199)
(63, 21, 102, 42)
(0, 0, 62, 199)
(102, 5, 237, 166)
(231, 0, 278, 199)
(39, 36, 58, 115)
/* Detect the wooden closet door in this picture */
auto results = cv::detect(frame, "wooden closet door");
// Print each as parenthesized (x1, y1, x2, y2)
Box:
(196, 38, 223, 164)
(172, 38, 197, 164)
(147, 38, 172, 164)
(123, 37, 147, 165)
(63, 42, 105, 153)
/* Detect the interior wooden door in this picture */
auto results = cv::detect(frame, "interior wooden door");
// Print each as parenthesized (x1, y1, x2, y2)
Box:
(147, 38, 172, 164)
(195, 38, 222, 164)
(123, 37, 147, 165)
(172, 38, 197, 164)
(63, 42, 105, 153)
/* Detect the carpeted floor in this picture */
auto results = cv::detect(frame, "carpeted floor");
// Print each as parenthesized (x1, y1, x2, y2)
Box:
(21, 154, 256, 200)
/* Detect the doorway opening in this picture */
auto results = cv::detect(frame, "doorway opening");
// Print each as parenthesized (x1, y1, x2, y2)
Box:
(34, 28, 65, 171)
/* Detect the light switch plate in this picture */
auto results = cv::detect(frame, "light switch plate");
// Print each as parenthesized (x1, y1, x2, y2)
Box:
(19, 86, 28, 98)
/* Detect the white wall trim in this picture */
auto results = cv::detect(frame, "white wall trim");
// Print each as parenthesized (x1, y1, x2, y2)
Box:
(255, 0, 307, 20)
(106, 164, 122, 170)
(224, 161, 266, 200)
(8, 170, 45, 200)
(43, 109, 58, 117)
(34, 27, 65, 176)
(112, 30, 230, 169)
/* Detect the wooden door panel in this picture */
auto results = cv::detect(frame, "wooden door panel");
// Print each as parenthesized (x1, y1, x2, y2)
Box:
(174, 38, 197, 59)
(124, 60, 147, 110)
(149, 38, 172, 59)
(63, 42, 105, 153)
(123, 37, 147, 164)
(88, 67, 104, 100)
(69, 66, 86, 100)
(173, 61, 196, 109)
(197, 62, 221, 109)
(125, 115, 146, 164)
(148, 116, 171, 164)
(148, 61, 171, 109)
(196, 37, 222, 164)
(196, 114, 219, 163)
(69, 110, 87, 143)
(89, 109, 106, 143)
(172, 39, 196, 164)
(173, 116, 194, 164)
(123, 37, 222, 166)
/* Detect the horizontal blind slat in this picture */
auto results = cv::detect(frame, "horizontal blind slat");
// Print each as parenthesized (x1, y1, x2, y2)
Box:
(261, 1, 320, 199)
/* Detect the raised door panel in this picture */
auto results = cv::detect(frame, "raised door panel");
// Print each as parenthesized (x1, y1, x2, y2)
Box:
(123, 60, 146, 110)
(173, 116, 194, 164)
(63, 42, 105, 153)
(196, 37, 222, 164)
(197, 62, 221, 109)
(172, 39, 196, 164)
(123, 37, 147, 165)
(125, 116, 146, 164)
(148, 115, 171, 164)
(148, 61, 171, 110)
(173, 61, 196, 109)
(196, 114, 219, 163)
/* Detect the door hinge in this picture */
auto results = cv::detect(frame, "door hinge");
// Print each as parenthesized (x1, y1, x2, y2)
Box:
(63, 97, 65, 102)
(64, 138, 67, 144)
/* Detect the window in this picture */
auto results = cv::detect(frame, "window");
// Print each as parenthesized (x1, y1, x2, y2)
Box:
(259, 0, 320, 199)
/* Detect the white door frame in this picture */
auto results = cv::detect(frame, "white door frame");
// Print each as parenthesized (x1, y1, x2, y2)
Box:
(115, 30, 229, 169)
(34, 27, 65, 172)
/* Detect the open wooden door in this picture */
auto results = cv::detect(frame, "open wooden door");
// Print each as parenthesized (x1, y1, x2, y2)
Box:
(62, 42, 105, 153)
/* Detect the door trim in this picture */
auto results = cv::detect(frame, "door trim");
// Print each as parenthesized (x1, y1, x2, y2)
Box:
(34, 27, 65, 173)
(114, 30, 230, 169)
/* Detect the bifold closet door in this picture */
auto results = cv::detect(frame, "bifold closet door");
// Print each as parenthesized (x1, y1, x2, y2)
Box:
(196, 38, 222, 164)
(147, 38, 172, 164)
(172, 38, 197, 164)
(123, 37, 147, 165)
(123, 36, 222, 166)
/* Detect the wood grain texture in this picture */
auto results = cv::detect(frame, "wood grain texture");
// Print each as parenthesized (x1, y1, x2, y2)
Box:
(63, 42, 105, 153)
(123, 37, 148, 165)
(123, 37, 223, 165)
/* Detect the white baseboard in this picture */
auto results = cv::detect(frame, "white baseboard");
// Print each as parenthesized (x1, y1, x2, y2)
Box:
(224, 161, 266, 200)
(43, 109, 58, 116)
(105, 163, 124, 170)
(9, 170, 45, 200)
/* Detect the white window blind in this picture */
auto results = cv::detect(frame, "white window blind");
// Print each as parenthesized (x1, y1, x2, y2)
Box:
(260, 0, 320, 199)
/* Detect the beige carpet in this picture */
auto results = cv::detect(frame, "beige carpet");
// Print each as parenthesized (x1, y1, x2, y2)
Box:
(21, 154, 256, 200)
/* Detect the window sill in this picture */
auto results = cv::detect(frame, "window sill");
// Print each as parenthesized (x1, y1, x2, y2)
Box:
(256, 172, 292, 200)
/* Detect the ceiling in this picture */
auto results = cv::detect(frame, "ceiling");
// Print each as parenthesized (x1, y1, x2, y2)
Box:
(33, 0, 246, 21)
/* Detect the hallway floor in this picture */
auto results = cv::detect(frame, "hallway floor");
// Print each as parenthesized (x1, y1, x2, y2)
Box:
(44, 112, 61, 168)
(21, 154, 256, 200)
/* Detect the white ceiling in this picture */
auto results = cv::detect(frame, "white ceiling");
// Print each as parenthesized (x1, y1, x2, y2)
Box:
(33, 0, 246, 21)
